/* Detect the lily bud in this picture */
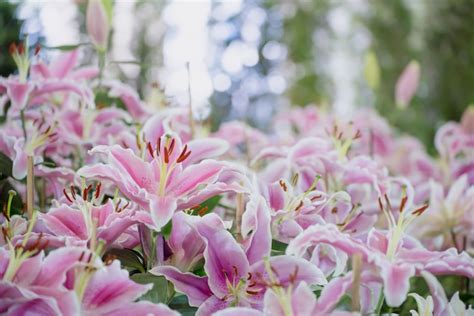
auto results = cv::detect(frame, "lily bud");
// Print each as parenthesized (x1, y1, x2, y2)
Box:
(395, 60, 420, 109)
(86, 0, 110, 52)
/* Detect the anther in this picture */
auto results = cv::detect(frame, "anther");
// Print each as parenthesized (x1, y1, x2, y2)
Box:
(147, 142, 154, 158)
(63, 188, 73, 203)
(412, 204, 429, 216)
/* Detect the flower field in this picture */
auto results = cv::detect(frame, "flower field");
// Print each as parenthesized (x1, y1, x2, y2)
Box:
(0, 1, 473, 315)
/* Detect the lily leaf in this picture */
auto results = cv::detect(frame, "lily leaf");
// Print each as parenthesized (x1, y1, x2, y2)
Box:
(131, 272, 168, 304)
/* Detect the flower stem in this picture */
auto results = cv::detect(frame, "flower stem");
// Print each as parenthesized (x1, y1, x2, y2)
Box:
(26, 155, 34, 219)
(186, 62, 195, 139)
(375, 288, 385, 315)
(351, 253, 362, 311)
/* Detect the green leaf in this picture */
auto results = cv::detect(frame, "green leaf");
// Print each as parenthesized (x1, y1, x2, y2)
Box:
(161, 219, 173, 240)
(271, 239, 288, 252)
(43, 42, 91, 51)
(169, 295, 198, 316)
(131, 273, 168, 303)
(103, 248, 146, 273)
(0, 151, 13, 180)
(191, 195, 222, 216)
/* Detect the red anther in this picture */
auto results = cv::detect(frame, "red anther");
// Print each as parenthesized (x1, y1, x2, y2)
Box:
(354, 129, 362, 140)
(412, 204, 429, 216)
(34, 44, 41, 55)
(83, 184, 93, 200)
(337, 131, 343, 140)
(48, 132, 58, 139)
(377, 197, 384, 212)
(17, 43, 24, 55)
(310, 194, 322, 201)
(247, 272, 253, 280)
(147, 142, 154, 158)
(115, 199, 122, 212)
(399, 196, 408, 213)
(248, 280, 257, 288)
(9, 42, 17, 55)
(95, 183, 102, 199)
(279, 179, 287, 192)
(122, 201, 130, 211)
(78, 251, 85, 262)
(197, 206, 209, 216)
(1, 227, 9, 241)
(383, 194, 392, 211)
(86, 252, 93, 264)
(176, 144, 191, 163)
(295, 200, 304, 212)
(70, 185, 76, 200)
(43, 125, 51, 134)
(246, 290, 259, 295)
(63, 188, 73, 203)
(164, 147, 170, 164)
(37, 120, 45, 132)
(289, 266, 299, 284)
(331, 206, 338, 214)
(168, 138, 176, 155)
(157, 137, 162, 155)
(232, 265, 238, 277)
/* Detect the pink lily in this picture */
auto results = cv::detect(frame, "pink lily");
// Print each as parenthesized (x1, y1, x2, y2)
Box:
(39, 185, 140, 249)
(78, 134, 232, 229)
(410, 175, 474, 250)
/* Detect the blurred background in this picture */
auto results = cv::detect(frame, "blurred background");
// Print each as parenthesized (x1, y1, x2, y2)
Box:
(1, 0, 473, 152)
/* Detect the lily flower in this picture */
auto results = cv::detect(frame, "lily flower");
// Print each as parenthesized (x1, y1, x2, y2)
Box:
(39, 183, 140, 250)
(78, 134, 232, 229)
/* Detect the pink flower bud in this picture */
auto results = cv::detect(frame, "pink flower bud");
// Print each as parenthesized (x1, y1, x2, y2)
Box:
(86, 0, 110, 51)
(395, 60, 420, 109)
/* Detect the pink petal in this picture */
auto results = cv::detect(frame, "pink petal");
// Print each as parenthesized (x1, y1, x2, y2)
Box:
(5, 80, 34, 111)
(82, 261, 151, 313)
(168, 160, 225, 197)
(151, 266, 212, 306)
(196, 222, 250, 298)
(40, 205, 88, 240)
(184, 138, 229, 166)
(213, 307, 263, 316)
(149, 196, 177, 230)
(102, 302, 179, 316)
(241, 194, 272, 265)
(249, 256, 327, 290)
(315, 273, 353, 314)
(380, 262, 415, 307)
(196, 295, 229, 316)
(49, 50, 78, 78)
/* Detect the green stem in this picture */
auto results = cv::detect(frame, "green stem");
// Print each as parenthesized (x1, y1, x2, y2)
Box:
(375, 288, 385, 315)
(20, 109, 27, 140)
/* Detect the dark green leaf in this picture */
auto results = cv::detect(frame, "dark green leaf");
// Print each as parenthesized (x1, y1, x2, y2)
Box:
(161, 219, 173, 240)
(103, 248, 146, 273)
(131, 272, 168, 303)
(0, 151, 13, 180)
(271, 239, 288, 252)
(169, 295, 198, 316)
